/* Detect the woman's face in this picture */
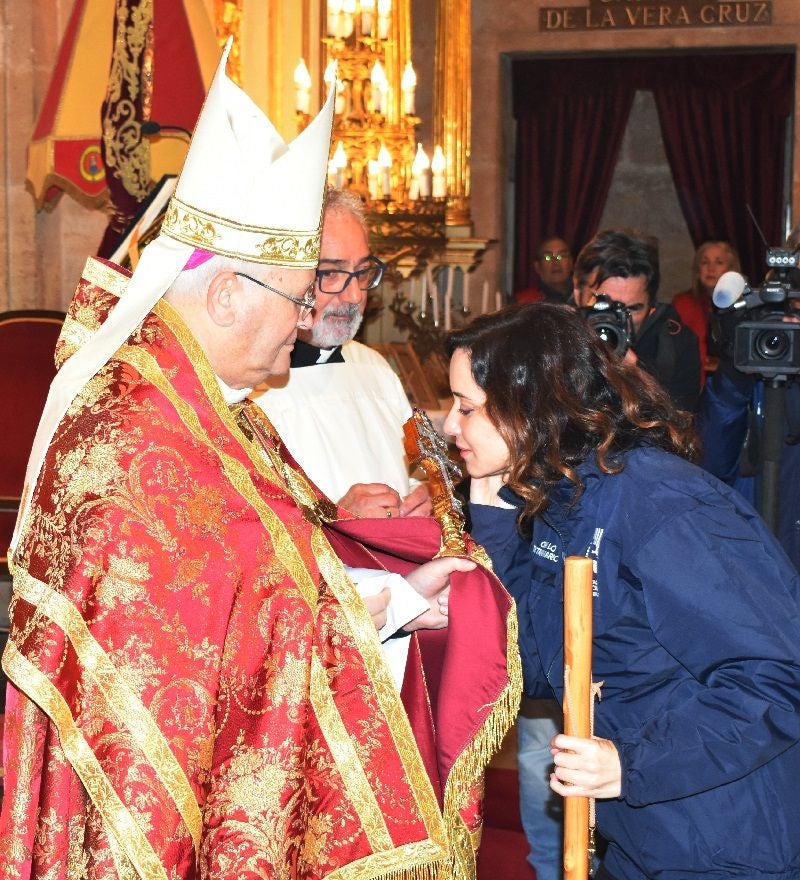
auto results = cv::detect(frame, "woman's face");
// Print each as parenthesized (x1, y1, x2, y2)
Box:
(698, 244, 733, 295)
(444, 348, 511, 479)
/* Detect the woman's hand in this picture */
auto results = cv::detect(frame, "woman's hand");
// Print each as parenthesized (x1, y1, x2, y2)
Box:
(549, 734, 622, 799)
(404, 556, 477, 630)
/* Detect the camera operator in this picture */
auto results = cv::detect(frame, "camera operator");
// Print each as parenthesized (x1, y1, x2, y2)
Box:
(698, 236, 800, 571)
(574, 230, 702, 411)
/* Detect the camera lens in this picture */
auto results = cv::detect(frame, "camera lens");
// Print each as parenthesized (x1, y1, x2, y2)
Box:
(596, 325, 622, 350)
(754, 328, 790, 360)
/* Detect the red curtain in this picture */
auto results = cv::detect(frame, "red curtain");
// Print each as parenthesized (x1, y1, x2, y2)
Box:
(652, 54, 794, 283)
(513, 60, 635, 293)
(512, 53, 795, 292)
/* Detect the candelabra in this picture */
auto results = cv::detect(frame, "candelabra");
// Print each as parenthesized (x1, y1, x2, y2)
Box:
(294, 0, 448, 271)
(293, 0, 493, 360)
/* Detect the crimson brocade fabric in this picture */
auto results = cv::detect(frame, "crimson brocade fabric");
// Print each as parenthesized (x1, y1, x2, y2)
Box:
(0, 257, 521, 880)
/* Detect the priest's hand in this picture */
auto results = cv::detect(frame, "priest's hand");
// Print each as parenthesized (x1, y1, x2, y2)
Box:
(339, 482, 403, 518)
(403, 556, 476, 631)
(399, 482, 432, 517)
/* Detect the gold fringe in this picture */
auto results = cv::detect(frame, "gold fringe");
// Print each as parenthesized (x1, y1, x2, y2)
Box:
(442, 600, 523, 879)
(380, 861, 444, 880)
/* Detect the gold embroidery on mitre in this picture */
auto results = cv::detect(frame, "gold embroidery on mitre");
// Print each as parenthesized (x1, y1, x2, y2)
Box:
(161, 196, 321, 267)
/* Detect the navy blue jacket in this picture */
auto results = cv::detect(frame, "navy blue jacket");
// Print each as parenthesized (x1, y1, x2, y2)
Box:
(471, 447, 800, 880)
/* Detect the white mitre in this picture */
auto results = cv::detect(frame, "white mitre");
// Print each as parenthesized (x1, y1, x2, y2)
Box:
(13, 39, 335, 550)
(161, 42, 331, 266)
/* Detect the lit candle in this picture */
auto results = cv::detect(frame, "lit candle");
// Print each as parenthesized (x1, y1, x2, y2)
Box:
(332, 140, 348, 189)
(444, 266, 454, 332)
(412, 143, 430, 198)
(293, 59, 312, 114)
(378, 144, 392, 198)
(495, 290, 503, 311)
(428, 266, 440, 326)
(377, 0, 391, 39)
(324, 61, 345, 115)
(327, 0, 343, 37)
(481, 279, 489, 314)
(431, 144, 446, 198)
(324, 59, 336, 88)
(342, 0, 356, 37)
(371, 61, 387, 114)
(367, 159, 380, 200)
(360, 0, 375, 36)
(401, 61, 417, 116)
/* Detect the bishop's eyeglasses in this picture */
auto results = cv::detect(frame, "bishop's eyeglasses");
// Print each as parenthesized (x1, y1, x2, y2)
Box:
(315, 257, 386, 295)
(233, 272, 316, 321)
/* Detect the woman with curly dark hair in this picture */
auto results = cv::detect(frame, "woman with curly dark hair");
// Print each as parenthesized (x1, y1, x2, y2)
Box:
(445, 303, 800, 880)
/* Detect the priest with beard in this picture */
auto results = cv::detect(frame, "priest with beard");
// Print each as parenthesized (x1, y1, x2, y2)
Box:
(254, 187, 431, 520)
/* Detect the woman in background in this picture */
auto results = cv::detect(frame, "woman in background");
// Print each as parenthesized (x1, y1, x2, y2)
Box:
(672, 240, 740, 379)
(444, 303, 800, 880)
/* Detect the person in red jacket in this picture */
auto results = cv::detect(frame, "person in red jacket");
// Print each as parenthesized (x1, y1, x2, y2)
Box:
(516, 235, 574, 304)
(672, 240, 740, 382)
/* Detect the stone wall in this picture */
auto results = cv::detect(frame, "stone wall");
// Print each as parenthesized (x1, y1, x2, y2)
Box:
(0, 0, 107, 313)
(597, 90, 696, 302)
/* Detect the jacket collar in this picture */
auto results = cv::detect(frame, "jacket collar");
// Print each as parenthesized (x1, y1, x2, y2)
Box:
(498, 453, 607, 532)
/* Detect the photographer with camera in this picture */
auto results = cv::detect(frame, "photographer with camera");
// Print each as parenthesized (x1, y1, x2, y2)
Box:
(574, 229, 701, 411)
(698, 238, 800, 570)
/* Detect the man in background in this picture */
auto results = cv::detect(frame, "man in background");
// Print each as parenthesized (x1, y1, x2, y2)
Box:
(574, 229, 701, 411)
(254, 188, 430, 519)
(516, 235, 574, 304)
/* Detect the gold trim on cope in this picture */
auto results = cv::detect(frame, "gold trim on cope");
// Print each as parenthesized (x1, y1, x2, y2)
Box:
(11, 569, 203, 852)
(3, 642, 170, 880)
(161, 196, 322, 267)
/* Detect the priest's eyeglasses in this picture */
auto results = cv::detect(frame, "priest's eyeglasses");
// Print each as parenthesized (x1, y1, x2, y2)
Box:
(315, 257, 386, 295)
(233, 272, 316, 320)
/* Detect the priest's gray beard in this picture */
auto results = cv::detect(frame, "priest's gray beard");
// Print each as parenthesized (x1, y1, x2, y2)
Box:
(306, 302, 364, 348)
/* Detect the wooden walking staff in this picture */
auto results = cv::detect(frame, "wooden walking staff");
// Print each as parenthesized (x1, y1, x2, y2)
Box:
(562, 556, 594, 880)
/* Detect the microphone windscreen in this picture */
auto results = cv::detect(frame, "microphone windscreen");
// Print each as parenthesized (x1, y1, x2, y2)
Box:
(712, 271, 747, 308)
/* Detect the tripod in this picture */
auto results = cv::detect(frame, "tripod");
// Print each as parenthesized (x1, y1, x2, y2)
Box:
(759, 378, 789, 534)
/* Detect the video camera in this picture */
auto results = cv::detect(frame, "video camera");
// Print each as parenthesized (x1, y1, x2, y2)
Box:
(579, 294, 634, 357)
(712, 248, 800, 379)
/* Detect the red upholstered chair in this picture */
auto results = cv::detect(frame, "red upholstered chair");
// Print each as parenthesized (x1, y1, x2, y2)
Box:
(0, 310, 65, 576)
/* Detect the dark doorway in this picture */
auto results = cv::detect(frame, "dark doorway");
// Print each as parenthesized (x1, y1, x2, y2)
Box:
(511, 51, 796, 293)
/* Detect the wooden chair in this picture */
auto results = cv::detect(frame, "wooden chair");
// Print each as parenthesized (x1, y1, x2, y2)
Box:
(0, 310, 65, 577)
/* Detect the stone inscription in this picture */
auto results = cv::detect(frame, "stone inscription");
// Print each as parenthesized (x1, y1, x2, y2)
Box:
(540, 1, 772, 31)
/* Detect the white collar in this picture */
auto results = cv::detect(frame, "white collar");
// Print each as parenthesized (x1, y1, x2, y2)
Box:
(217, 375, 252, 404)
